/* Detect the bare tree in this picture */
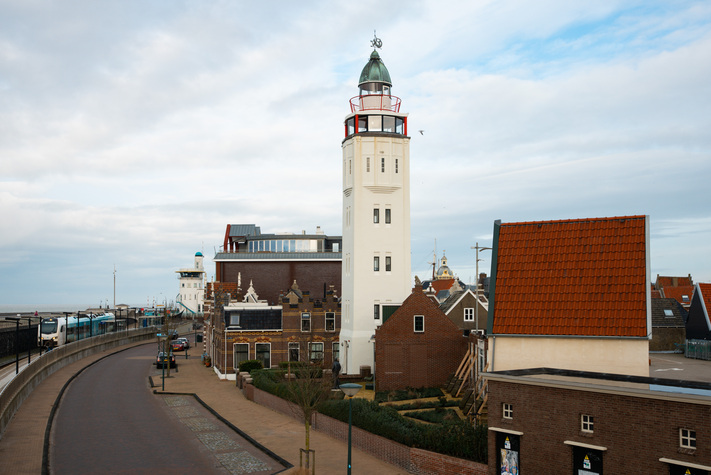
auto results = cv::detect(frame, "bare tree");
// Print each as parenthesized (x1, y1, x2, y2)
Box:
(285, 337, 333, 470)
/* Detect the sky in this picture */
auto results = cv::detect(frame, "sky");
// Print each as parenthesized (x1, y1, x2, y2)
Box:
(1, 0, 710, 308)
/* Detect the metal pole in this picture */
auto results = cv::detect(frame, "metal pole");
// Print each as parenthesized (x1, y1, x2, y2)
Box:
(15, 319, 20, 374)
(27, 317, 31, 365)
(162, 339, 166, 391)
(347, 396, 353, 475)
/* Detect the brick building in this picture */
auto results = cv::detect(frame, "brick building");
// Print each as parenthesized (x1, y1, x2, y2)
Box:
(486, 368, 711, 474)
(203, 280, 341, 379)
(374, 285, 468, 391)
(214, 224, 342, 305)
(650, 297, 687, 351)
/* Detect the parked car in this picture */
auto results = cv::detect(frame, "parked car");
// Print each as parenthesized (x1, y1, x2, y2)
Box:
(171, 341, 185, 352)
(156, 352, 176, 369)
(176, 337, 190, 349)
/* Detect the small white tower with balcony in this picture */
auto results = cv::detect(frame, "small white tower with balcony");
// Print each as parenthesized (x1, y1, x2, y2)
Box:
(340, 36, 412, 375)
(176, 251, 206, 317)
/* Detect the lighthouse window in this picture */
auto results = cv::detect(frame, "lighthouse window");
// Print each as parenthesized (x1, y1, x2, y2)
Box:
(395, 117, 404, 134)
(395, 159, 399, 173)
(358, 116, 367, 133)
(366, 157, 370, 172)
(346, 117, 355, 136)
(383, 116, 395, 133)
(368, 115, 382, 132)
(374, 256, 380, 272)
(373, 208, 379, 223)
(381, 158, 385, 172)
(385, 208, 391, 224)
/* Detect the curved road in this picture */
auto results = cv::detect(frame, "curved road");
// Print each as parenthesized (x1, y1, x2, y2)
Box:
(51, 343, 227, 474)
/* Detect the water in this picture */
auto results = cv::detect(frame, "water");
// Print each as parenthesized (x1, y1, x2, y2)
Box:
(0, 304, 145, 316)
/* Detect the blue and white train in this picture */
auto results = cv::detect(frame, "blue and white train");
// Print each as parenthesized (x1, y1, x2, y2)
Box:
(38, 313, 115, 348)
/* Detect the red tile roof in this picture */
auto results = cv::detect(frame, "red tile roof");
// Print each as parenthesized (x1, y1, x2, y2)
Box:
(656, 275, 693, 288)
(491, 215, 648, 337)
(698, 283, 711, 315)
(660, 286, 694, 306)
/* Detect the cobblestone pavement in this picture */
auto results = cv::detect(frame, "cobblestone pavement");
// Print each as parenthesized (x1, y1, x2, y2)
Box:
(159, 394, 283, 474)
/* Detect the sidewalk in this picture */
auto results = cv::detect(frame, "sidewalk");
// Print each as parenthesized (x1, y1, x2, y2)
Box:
(156, 348, 407, 474)
(0, 338, 407, 474)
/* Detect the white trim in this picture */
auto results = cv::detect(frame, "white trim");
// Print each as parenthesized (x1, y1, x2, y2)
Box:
(414, 314, 424, 333)
(442, 289, 476, 315)
(659, 458, 711, 471)
(563, 440, 607, 451)
(488, 427, 524, 436)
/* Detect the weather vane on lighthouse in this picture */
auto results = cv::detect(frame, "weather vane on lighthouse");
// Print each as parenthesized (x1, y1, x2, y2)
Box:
(371, 30, 382, 50)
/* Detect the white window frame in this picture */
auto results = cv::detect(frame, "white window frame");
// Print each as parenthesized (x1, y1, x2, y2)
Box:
(288, 342, 300, 362)
(503, 403, 513, 420)
(374, 256, 380, 272)
(373, 208, 379, 223)
(325, 312, 336, 332)
(414, 315, 424, 333)
(581, 414, 594, 433)
(464, 307, 474, 321)
(309, 342, 324, 363)
(233, 343, 249, 371)
(301, 312, 311, 332)
(255, 342, 271, 369)
(680, 428, 696, 449)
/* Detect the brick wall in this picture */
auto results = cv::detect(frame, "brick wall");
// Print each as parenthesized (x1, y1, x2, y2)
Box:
(376, 287, 468, 390)
(244, 384, 487, 474)
(219, 261, 341, 305)
(487, 379, 711, 474)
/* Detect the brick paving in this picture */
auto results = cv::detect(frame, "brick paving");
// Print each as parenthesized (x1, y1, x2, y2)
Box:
(0, 337, 407, 474)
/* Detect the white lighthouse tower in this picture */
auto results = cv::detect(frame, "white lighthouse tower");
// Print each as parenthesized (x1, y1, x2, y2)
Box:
(176, 251, 206, 317)
(340, 36, 412, 375)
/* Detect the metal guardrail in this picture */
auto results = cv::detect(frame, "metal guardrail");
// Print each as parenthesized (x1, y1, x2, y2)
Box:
(686, 339, 711, 361)
(0, 327, 157, 439)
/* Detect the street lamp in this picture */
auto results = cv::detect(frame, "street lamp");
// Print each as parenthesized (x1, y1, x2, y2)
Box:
(158, 333, 168, 391)
(339, 383, 362, 475)
(470, 242, 492, 333)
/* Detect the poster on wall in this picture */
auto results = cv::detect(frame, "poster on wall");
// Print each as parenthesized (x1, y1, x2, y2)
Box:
(668, 463, 708, 475)
(496, 432, 520, 475)
(572, 446, 603, 475)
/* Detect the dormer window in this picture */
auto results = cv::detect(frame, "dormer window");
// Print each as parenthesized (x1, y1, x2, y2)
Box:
(664, 309, 674, 317)
(682, 295, 690, 303)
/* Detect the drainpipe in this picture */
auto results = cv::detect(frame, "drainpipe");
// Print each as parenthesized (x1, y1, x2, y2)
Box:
(491, 335, 496, 372)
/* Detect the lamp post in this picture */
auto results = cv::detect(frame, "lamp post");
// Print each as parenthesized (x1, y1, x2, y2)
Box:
(339, 383, 362, 475)
(470, 242, 491, 333)
(158, 334, 168, 391)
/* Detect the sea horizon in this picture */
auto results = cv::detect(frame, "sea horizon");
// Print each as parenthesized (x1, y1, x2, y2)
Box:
(0, 303, 150, 315)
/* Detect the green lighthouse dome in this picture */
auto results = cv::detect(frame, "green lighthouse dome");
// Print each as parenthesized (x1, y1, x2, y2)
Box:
(358, 50, 392, 88)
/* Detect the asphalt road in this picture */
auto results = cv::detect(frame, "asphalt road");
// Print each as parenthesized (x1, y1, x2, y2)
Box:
(50, 343, 224, 474)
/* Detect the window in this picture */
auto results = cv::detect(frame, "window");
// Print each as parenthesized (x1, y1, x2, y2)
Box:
(349, 160, 352, 174)
(366, 157, 370, 172)
(233, 343, 249, 370)
(464, 308, 474, 321)
(373, 208, 379, 223)
(374, 256, 380, 272)
(289, 342, 299, 362)
(414, 315, 424, 333)
(395, 159, 399, 173)
(682, 295, 690, 303)
(301, 312, 311, 332)
(332, 342, 339, 362)
(374, 304, 380, 320)
(255, 343, 271, 368)
(385, 256, 391, 272)
(381, 157, 385, 172)
(503, 403, 513, 419)
(385, 208, 391, 224)
(581, 414, 594, 433)
(326, 312, 335, 332)
(664, 309, 674, 317)
(680, 428, 696, 449)
(309, 342, 324, 362)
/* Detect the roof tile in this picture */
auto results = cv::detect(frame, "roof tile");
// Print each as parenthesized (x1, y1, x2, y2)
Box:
(492, 215, 648, 337)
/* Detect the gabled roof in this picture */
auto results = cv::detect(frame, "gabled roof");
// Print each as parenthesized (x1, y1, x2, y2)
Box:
(656, 275, 693, 288)
(651, 298, 686, 328)
(660, 286, 694, 306)
(489, 215, 649, 337)
(699, 283, 711, 322)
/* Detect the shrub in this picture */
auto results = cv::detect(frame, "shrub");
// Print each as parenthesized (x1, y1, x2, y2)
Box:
(239, 359, 264, 374)
(317, 399, 487, 462)
(374, 387, 444, 403)
(403, 408, 459, 424)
